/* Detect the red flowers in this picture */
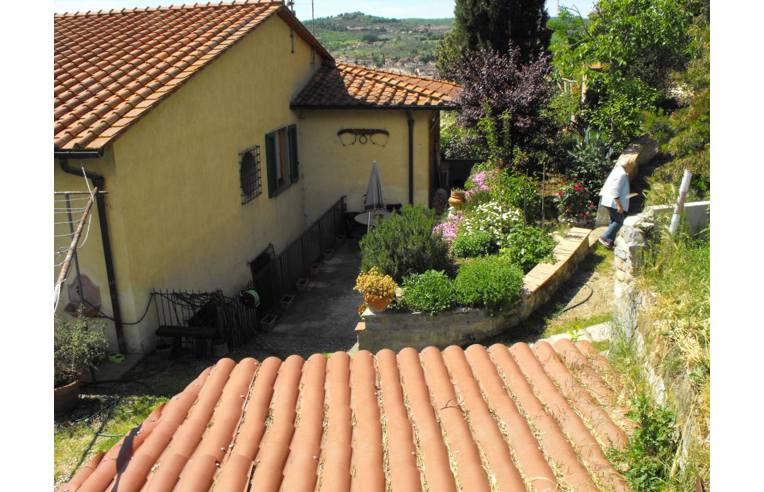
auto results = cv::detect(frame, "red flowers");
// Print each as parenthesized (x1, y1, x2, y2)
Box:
(555, 179, 595, 222)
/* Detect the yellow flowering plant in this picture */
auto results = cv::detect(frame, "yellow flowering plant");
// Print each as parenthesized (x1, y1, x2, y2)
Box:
(354, 267, 398, 306)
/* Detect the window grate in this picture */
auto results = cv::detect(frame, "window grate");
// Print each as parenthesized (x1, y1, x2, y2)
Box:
(240, 145, 262, 204)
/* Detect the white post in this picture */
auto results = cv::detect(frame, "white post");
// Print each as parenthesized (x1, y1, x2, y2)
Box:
(669, 169, 693, 235)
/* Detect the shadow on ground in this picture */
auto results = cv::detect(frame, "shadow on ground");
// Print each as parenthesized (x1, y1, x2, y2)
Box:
(481, 243, 615, 347)
(78, 238, 364, 400)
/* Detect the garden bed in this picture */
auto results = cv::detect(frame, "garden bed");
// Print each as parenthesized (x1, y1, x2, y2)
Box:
(356, 227, 592, 352)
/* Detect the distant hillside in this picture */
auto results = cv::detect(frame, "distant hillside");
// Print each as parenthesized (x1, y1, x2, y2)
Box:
(308, 12, 454, 78)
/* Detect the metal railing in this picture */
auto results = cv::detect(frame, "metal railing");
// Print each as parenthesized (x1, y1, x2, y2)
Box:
(153, 289, 257, 351)
(248, 196, 347, 315)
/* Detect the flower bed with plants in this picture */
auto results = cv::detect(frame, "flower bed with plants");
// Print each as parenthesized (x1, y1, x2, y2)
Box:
(354, 164, 592, 350)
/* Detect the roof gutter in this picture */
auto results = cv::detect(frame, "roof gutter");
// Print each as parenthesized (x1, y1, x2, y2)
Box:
(54, 149, 104, 159)
(57, 155, 127, 354)
(406, 110, 414, 205)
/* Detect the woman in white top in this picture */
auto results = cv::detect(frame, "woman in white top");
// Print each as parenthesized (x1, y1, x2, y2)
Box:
(598, 159, 636, 248)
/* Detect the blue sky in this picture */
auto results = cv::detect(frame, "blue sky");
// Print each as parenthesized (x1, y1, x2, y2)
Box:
(54, 0, 595, 19)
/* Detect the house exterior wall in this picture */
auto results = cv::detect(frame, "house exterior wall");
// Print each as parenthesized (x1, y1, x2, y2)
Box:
(297, 109, 436, 223)
(54, 150, 121, 350)
(54, 15, 321, 353)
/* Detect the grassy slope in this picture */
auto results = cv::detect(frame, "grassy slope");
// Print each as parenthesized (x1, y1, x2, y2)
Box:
(608, 230, 710, 491)
(54, 395, 168, 486)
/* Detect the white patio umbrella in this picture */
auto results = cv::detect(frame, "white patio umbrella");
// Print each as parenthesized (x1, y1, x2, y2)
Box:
(363, 161, 385, 231)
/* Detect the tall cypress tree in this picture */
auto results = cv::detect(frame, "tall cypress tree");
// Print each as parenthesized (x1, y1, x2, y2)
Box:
(438, 0, 551, 78)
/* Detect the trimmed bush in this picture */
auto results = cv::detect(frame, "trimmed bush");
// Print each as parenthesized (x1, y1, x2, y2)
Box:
(360, 205, 451, 282)
(400, 270, 456, 315)
(501, 226, 556, 273)
(451, 230, 497, 258)
(454, 256, 524, 311)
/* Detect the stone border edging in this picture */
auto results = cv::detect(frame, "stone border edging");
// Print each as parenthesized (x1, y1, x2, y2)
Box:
(356, 227, 593, 352)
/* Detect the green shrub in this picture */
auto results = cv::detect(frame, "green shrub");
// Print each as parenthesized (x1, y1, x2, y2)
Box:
(501, 226, 556, 273)
(566, 130, 614, 203)
(54, 314, 109, 387)
(454, 256, 524, 311)
(608, 395, 679, 492)
(489, 171, 542, 222)
(451, 230, 496, 258)
(400, 270, 456, 315)
(360, 205, 451, 282)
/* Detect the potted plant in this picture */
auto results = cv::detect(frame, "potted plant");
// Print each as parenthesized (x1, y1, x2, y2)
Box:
(54, 314, 108, 415)
(354, 267, 398, 314)
(448, 188, 466, 209)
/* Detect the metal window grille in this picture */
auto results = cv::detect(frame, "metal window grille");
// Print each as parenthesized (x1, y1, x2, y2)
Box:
(240, 145, 262, 204)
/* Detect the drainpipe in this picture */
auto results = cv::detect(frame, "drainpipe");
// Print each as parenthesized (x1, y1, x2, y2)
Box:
(58, 155, 127, 354)
(406, 110, 414, 205)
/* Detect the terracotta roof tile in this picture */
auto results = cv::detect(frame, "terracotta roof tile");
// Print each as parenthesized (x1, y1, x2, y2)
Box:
(54, 1, 332, 151)
(62, 341, 633, 491)
(292, 62, 462, 110)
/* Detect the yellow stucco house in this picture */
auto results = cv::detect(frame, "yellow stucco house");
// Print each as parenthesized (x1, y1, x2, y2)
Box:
(54, 1, 461, 353)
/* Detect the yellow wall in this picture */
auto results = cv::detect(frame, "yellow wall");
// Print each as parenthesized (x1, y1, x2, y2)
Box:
(298, 109, 436, 223)
(54, 151, 121, 349)
(54, 15, 442, 353)
(54, 15, 320, 353)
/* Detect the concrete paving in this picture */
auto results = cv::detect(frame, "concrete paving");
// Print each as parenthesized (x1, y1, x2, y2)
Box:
(243, 238, 364, 358)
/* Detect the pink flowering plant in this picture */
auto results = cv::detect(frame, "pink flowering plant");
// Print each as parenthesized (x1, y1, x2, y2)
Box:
(464, 169, 492, 202)
(432, 211, 464, 243)
(555, 180, 597, 221)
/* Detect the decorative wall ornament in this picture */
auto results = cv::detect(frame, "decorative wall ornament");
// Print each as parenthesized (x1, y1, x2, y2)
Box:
(337, 128, 390, 147)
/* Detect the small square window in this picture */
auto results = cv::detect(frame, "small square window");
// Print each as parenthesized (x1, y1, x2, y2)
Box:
(239, 145, 261, 204)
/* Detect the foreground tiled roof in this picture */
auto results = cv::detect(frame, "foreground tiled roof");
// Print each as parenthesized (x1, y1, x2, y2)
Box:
(292, 62, 462, 109)
(59, 341, 632, 492)
(54, 1, 331, 151)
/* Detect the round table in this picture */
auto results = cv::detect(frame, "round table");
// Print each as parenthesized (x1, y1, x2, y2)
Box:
(354, 209, 390, 226)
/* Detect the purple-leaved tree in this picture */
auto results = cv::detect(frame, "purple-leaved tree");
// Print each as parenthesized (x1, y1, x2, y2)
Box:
(456, 45, 556, 170)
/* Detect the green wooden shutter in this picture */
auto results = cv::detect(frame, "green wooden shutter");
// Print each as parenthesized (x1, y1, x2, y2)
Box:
(265, 131, 277, 197)
(288, 124, 299, 184)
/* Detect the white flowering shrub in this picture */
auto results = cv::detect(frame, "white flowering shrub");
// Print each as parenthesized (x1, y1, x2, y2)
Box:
(461, 201, 522, 247)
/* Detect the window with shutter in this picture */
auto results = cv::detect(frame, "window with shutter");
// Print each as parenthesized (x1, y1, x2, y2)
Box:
(265, 124, 299, 198)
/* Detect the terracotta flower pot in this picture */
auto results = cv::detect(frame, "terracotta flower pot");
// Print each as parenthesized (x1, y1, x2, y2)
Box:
(448, 190, 465, 209)
(54, 379, 81, 416)
(365, 295, 391, 314)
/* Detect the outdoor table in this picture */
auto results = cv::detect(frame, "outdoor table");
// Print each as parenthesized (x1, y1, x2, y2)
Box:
(354, 209, 390, 229)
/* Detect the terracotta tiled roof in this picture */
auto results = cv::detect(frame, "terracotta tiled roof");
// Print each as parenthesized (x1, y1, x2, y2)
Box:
(60, 340, 633, 492)
(292, 62, 462, 109)
(54, 1, 332, 151)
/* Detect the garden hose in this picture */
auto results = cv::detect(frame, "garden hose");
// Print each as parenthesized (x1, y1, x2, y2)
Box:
(559, 283, 594, 313)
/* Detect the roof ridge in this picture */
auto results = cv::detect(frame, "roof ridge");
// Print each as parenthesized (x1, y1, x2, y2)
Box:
(337, 61, 459, 88)
(54, 0, 281, 18)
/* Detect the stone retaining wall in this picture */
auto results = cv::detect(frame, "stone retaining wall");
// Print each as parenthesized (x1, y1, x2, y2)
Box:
(356, 227, 592, 352)
(611, 202, 710, 470)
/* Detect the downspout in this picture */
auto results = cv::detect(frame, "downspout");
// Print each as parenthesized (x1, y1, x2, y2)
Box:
(406, 110, 414, 205)
(58, 155, 127, 355)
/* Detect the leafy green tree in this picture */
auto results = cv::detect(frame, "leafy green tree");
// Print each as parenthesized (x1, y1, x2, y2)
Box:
(644, 4, 710, 196)
(553, 0, 694, 149)
(437, 0, 551, 79)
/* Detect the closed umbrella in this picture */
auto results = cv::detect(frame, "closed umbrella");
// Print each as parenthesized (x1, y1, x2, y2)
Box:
(364, 161, 385, 210)
(364, 161, 385, 231)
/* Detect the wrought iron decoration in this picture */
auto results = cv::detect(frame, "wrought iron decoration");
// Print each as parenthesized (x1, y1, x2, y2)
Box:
(337, 128, 390, 147)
